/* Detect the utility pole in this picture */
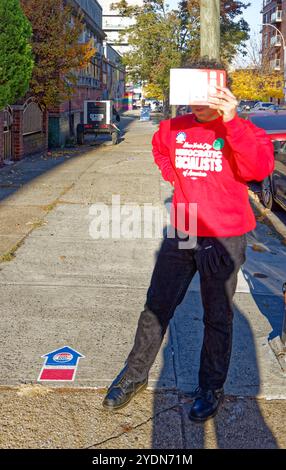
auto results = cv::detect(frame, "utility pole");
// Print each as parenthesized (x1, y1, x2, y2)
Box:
(200, 0, 220, 60)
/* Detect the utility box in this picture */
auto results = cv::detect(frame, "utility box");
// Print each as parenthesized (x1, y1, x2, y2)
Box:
(84, 100, 113, 128)
(77, 100, 120, 145)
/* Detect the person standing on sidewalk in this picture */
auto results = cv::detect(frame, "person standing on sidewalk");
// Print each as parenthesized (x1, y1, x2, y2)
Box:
(102, 60, 274, 422)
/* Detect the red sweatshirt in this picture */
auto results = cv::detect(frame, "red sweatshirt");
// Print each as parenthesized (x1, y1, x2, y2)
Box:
(152, 114, 274, 237)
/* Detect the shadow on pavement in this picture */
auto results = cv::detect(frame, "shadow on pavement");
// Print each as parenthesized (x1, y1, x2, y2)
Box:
(149, 234, 278, 449)
(241, 226, 286, 340)
(0, 112, 138, 205)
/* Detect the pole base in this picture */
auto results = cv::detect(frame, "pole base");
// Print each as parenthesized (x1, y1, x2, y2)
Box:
(269, 336, 286, 373)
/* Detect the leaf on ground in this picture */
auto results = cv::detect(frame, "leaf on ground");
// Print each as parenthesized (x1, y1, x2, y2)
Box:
(59, 256, 66, 261)
(96, 387, 108, 395)
(172, 406, 181, 412)
(121, 424, 133, 433)
(252, 244, 267, 252)
(256, 215, 265, 222)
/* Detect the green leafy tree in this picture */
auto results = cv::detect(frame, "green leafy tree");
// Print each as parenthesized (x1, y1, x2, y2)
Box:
(0, 0, 34, 109)
(168, 1, 250, 63)
(113, 0, 250, 104)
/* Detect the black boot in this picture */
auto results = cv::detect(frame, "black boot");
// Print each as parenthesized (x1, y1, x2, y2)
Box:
(189, 388, 224, 422)
(102, 367, 148, 411)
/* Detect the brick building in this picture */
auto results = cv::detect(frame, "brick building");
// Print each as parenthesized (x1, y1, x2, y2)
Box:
(49, 0, 109, 147)
(0, 0, 125, 163)
(261, 0, 285, 73)
(49, 0, 126, 147)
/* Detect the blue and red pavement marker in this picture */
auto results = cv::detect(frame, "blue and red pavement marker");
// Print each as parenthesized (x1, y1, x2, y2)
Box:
(38, 346, 85, 382)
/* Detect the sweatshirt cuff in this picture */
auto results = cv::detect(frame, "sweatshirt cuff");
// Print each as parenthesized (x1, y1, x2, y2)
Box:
(223, 114, 246, 138)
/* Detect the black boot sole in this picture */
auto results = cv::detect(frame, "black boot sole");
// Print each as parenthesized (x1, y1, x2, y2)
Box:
(102, 382, 148, 411)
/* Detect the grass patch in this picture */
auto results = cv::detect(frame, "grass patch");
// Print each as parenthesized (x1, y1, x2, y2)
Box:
(0, 239, 24, 263)
(31, 219, 45, 229)
(42, 201, 58, 212)
(0, 219, 46, 264)
(0, 252, 15, 262)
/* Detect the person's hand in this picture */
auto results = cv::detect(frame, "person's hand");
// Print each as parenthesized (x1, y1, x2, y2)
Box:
(194, 238, 231, 277)
(208, 86, 238, 122)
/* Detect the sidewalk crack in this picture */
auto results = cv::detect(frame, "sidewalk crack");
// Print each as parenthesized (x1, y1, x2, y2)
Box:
(84, 404, 179, 449)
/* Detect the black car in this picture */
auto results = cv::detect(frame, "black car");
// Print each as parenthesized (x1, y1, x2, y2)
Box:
(242, 112, 286, 211)
(239, 99, 259, 111)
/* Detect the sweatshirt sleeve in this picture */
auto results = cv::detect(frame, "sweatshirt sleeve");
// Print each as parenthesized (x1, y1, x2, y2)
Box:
(152, 121, 176, 183)
(224, 115, 274, 182)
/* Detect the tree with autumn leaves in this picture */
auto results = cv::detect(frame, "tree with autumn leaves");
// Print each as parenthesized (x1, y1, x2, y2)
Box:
(231, 34, 284, 101)
(20, 0, 95, 108)
(231, 69, 283, 101)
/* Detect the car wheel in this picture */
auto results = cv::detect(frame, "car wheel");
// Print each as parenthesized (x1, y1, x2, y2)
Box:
(260, 177, 278, 210)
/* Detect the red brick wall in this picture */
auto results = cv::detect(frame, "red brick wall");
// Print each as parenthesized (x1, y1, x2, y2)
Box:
(11, 108, 24, 161)
(59, 86, 103, 114)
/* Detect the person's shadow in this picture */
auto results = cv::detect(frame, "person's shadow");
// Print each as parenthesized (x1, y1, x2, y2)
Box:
(150, 232, 279, 449)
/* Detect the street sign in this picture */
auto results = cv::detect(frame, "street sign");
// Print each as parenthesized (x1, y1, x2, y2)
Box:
(38, 346, 85, 382)
(140, 106, 151, 121)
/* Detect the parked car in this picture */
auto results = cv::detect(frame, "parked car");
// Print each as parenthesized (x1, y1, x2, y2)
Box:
(176, 105, 192, 116)
(263, 105, 286, 112)
(241, 111, 286, 211)
(239, 100, 259, 111)
(144, 99, 162, 112)
(133, 99, 142, 109)
(154, 103, 163, 113)
(252, 101, 275, 111)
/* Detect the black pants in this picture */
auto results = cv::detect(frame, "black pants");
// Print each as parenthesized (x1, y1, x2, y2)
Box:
(126, 232, 247, 390)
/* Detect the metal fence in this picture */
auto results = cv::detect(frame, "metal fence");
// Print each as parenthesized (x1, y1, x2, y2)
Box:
(23, 99, 43, 136)
(3, 106, 13, 161)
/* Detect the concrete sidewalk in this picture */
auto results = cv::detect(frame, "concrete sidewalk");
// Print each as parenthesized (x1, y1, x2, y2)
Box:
(0, 111, 286, 449)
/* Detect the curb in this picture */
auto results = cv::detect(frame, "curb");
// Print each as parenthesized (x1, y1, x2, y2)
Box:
(248, 189, 286, 241)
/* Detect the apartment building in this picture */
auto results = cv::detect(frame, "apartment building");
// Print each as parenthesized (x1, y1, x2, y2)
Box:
(100, 0, 143, 55)
(49, 0, 106, 147)
(261, 0, 285, 73)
